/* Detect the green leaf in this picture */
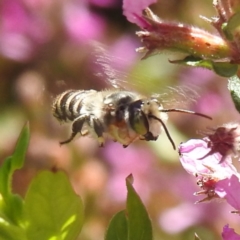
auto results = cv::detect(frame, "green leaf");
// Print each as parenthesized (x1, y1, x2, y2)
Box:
(6, 194, 25, 226)
(105, 211, 128, 240)
(0, 220, 27, 240)
(0, 123, 29, 226)
(126, 174, 152, 240)
(170, 56, 238, 77)
(221, 23, 232, 40)
(228, 75, 240, 113)
(212, 62, 238, 78)
(0, 157, 12, 200)
(25, 171, 84, 240)
(222, 12, 240, 40)
(11, 122, 30, 171)
(169, 56, 213, 70)
(0, 122, 29, 198)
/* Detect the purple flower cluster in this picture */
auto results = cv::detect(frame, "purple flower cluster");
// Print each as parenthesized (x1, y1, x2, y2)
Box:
(179, 124, 240, 238)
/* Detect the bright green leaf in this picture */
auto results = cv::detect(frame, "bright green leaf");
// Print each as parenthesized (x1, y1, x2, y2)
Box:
(0, 157, 12, 200)
(25, 171, 84, 240)
(105, 211, 128, 240)
(228, 75, 240, 113)
(6, 194, 25, 227)
(0, 221, 27, 240)
(126, 174, 152, 240)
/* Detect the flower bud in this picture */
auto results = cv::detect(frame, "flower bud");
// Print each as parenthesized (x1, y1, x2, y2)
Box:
(136, 8, 231, 60)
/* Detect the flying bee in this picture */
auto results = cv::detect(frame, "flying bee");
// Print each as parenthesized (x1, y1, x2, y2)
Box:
(52, 43, 212, 149)
(52, 88, 211, 149)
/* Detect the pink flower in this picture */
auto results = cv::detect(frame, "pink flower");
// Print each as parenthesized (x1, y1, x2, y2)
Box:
(179, 139, 238, 202)
(123, 0, 156, 28)
(109, 36, 138, 72)
(222, 225, 240, 240)
(179, 139, 236, 176)
(180, 123, 240, 165)
(215, 174, 240, 212)
(89, 0, 120, 8)
(0, 0, 50, 61)
(63, 2, 106, 43)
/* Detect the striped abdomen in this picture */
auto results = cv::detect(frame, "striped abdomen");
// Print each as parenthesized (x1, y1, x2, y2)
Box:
(52, 90, 97, 122)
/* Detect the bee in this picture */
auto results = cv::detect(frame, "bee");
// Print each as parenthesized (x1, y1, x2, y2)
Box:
(52, 43, 212, 149)
(52, 88, 211, 149)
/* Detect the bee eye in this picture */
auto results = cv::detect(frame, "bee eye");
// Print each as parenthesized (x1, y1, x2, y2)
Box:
(119, 106, 125, 111)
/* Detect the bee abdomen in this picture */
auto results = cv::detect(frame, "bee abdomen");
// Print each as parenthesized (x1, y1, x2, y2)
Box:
(52, 90, 96, 122)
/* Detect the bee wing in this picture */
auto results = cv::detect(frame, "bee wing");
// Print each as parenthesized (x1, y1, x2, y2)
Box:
(91, 42, 136, 90)
(151, 85, 199, 109)
(90, 42, 201, 108)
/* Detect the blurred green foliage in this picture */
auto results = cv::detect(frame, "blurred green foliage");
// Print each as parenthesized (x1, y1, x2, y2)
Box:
(0, 124, 84, 240)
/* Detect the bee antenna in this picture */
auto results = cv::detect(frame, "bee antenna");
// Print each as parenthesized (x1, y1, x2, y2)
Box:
(160, 109, 212, 120)
(149, 115, 176, 150)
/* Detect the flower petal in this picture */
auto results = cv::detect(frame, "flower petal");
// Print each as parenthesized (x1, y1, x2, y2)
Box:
(215, 174, 240, 211)
(179, 139, 221, 174)
(222, 225, 240, 240)
(122, 0, 156, 28)
(179, 139, 236, 179)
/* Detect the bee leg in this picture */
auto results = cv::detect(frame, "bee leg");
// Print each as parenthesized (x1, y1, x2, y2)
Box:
(91, 117, 105, 147)
(122, 135, 140, 148)
(108, 126, 118, 143)
(60, 116, 86, 145)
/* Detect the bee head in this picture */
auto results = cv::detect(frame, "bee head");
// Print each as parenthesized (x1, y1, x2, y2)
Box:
(128, 98, 212, 150)
(128, 98, 175, 148)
